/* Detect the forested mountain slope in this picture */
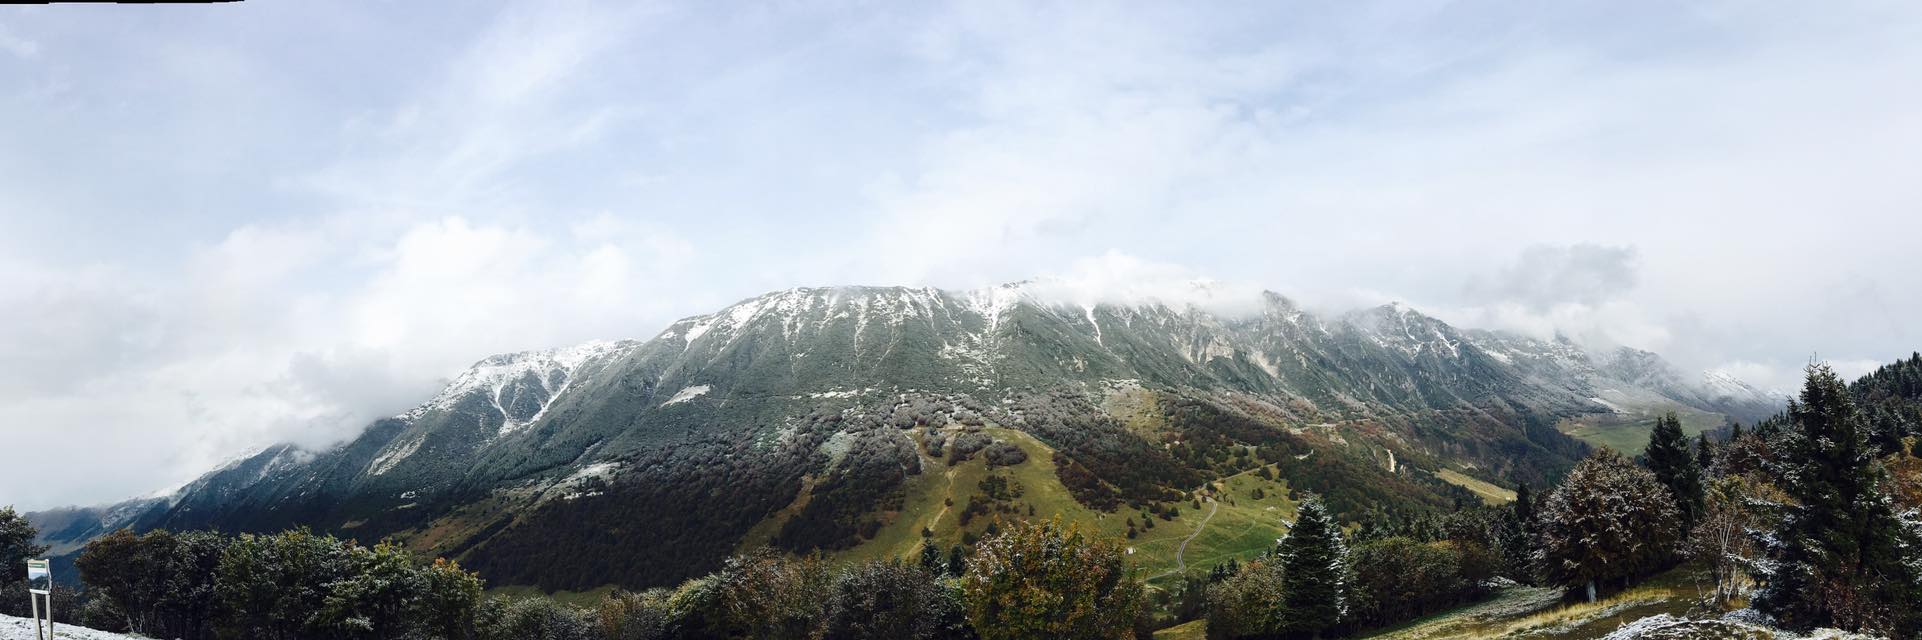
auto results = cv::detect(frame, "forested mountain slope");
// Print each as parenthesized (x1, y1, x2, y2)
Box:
(35, 283, 1779, 590)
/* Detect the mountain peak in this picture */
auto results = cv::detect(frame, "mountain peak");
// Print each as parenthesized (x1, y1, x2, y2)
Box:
(399, 339, 639, 425)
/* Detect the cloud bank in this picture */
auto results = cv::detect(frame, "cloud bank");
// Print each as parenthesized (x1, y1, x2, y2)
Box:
(3, 1, 1921, 508)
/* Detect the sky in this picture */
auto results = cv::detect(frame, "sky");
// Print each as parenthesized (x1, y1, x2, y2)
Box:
(2, 1, 1920, 510)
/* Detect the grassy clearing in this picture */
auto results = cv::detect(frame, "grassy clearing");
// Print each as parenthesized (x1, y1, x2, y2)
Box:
(1434, 469, 1515, 505)
(1557, 405, 1726, 454)
(816, 426, 1298, 583)
(1153, 619, 1208, 640)
(1360, 584, 1565, 640)
(1155, 469, 1299, 582)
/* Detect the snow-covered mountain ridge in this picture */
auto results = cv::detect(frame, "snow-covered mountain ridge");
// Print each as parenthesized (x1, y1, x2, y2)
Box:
(34, 282, 1786, 592)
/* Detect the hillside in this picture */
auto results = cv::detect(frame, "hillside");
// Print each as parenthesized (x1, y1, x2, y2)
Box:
(35, 283, 1779, 592)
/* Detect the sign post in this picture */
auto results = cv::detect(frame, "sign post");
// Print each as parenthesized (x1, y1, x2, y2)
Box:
(25, 559, 53, 640)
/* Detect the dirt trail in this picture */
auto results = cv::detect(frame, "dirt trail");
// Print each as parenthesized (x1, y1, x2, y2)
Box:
(1153, 498, 1219, 579)
(928, 467, 960, 528)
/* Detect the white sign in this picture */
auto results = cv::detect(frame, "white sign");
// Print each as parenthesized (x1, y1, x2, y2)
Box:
(26, 559, 50, 595)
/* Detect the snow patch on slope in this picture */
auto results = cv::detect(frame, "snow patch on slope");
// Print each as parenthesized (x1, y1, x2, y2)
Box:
(662, 384, 711, 406)
(398, 340, 634, 428)
(367, 435, 424, 476)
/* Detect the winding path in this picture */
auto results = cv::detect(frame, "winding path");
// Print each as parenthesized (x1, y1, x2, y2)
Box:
(1154, 498, 1219, 579)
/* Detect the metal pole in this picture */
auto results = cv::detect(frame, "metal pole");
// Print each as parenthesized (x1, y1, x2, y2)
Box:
(30, 590, 41, 640)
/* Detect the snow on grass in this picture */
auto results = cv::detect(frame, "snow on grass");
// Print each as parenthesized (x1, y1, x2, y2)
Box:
(1600, 613, 1879, 640)
(2, 615, 138, 640)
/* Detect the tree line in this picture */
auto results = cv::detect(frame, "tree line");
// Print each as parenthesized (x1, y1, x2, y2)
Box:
(1200, 361, 1922, 638)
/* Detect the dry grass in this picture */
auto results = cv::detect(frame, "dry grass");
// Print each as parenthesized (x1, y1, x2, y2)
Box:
(1435, 468, 1516, 505)
(1492, 586, 1685, 637)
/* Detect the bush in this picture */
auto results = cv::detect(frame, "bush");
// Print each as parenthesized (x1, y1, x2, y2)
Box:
(214, 529, 360, 639)
(714, 549, 832, 639)
(75, 528, 228, 639)
(982, 442, 1028, 467)
(949, 432, 994, 464)
(597, 589, 674, 640)
(1204, 559, 1286, 640)
(1348, 537, 1461, 627)
(822, 560, 958, 640)
(71, 527, 483, 640)
(476, 596, 598, 640)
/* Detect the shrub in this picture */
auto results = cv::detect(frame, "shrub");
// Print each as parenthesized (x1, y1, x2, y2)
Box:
(597, 589, 674, 640)
(949, 432, 994, 464)
(1347, 537, 1461, 627)
(982, 442, 1028, 467)
(822, 560, 958, 640)
(476, 596, 598, 640)
(715, 550, 832, 639)
(75, 528, 228, 639)
(1204, 559, 1287, 640)
(214, 529, 360, 640)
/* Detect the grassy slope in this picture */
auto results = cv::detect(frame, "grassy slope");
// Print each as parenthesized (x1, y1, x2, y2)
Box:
(453, 412, 1307, 598)
(808, 426, 1300, 584)
(1153, 619, 1208, 640)
(1434, 469, 1515, 505)
(1556, 404, 1725, 454)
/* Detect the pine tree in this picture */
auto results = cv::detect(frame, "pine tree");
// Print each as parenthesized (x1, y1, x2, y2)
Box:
(920, 541, 943, 574)
(1497, 483, 1538, 584)
(1754, 363, 1922, 635)
(1277, 495, 1346, 638)
(1538, 448, 1680, 602)
(1643, 412, 1705, 531)
(945, 545, 967, 578)
(1695, 432, 1715, 476)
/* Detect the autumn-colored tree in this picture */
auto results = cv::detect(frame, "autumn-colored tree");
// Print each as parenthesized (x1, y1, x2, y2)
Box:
(714, 549, 832, 640)
(1686, 474, 1778, 605)
(962, 519, 1144, 640)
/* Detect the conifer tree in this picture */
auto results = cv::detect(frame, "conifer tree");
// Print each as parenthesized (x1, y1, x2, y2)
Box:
(1497, 483, 1538, 584)
(945, 545, 967, 578)
(1755, 363, 1922, 635)
(1643, 413, 1705, 531)
(1276, 495, 1346, 638)
(1694, 433, 1715, 476)
(919, 541, 943, 574)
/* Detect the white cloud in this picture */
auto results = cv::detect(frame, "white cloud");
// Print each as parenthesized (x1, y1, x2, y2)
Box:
(0, 21, 38, 60)
(3, 214, 699, 509)
(1022, 251, 1268, 317)
(5, 1, 1922, 508)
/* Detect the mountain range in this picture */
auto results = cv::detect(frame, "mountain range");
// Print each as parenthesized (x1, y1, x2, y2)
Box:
(29, 282, 1784, 590)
